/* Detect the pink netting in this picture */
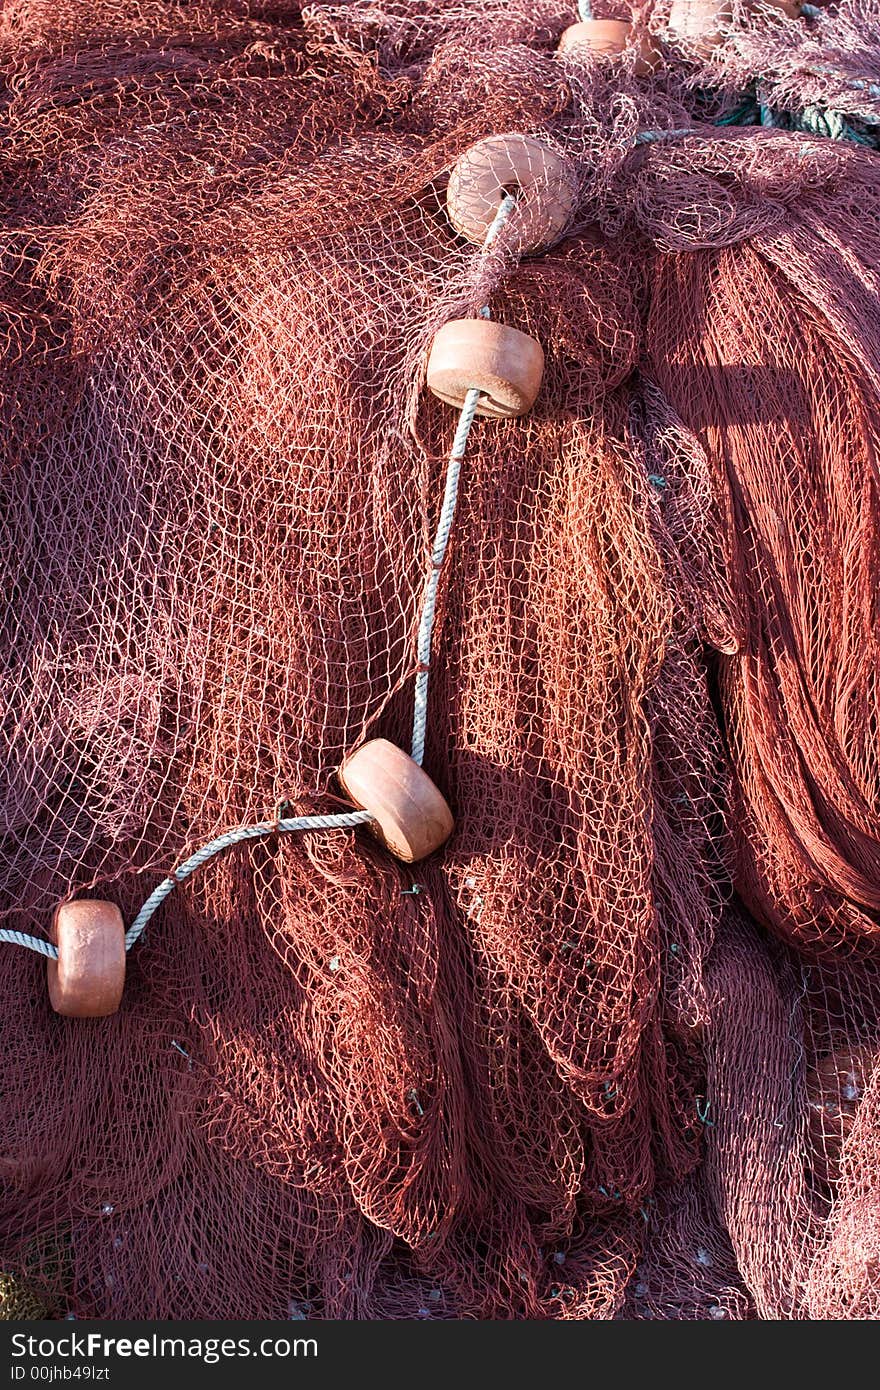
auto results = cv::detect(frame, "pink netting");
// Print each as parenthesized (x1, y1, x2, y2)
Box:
(0, 0, 878, 1321)
(675, 0, 880, 122)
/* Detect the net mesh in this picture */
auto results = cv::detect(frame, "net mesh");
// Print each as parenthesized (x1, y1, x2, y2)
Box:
(0, 0, 879, 1320)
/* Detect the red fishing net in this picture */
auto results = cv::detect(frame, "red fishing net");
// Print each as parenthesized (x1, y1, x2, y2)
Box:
(0, 0, 879, 1320)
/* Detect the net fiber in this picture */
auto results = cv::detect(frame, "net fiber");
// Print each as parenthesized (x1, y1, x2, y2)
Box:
(0, 0, 879, 1320)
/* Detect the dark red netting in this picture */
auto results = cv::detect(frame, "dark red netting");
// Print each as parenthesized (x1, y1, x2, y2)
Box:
(0, 0, 879, 1319)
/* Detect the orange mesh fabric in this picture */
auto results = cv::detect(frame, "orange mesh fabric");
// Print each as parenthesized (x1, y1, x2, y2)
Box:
(0, 0, 878, 1320)
(645, 163, 880, 954)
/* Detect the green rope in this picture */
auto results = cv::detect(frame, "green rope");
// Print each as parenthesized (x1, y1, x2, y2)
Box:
(713, 84, 877, 147)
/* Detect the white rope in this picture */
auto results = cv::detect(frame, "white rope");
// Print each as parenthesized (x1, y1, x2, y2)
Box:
(410, 191, 517, 766)
(1, 811, 376, 960)
(411, 385, 481, 766)
(125, 810, 374, 949)
(0, 929, 58, 960)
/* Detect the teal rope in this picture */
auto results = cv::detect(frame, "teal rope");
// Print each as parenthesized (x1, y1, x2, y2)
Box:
(710, 72, 877, 145)
(715, 96, 761, 126)
(714, 79, 878, 145)
(125, 810, 375, 949)
(793, 104, 874, 143)
(0, 928, 58, 961)
(0, 810, 377, 961)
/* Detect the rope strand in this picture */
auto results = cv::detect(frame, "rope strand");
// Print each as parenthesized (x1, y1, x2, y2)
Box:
(411, 191, 517, 765)
(125, 810, 374, 949)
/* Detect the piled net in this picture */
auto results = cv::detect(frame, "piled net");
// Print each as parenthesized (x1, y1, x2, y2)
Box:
(0, 0, 878, 1319)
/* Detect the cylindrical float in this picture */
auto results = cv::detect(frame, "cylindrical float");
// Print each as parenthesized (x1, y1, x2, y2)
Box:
(48, 899, 126, 1017)
(557, 18, 661, 74)
(427, 318, 544, 418)
(667, 0, 733, 51)
(338, 739, 454, 863)
(668, 0, 800, 54)
(446, 133, 577, 252)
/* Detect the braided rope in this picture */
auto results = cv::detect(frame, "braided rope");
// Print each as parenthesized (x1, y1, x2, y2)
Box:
(0, 929, 58, 960)
(0, 812, 376, 959)
(411, 191, 517, 766)
(794, 104, 872, 143)
(650, 102, 871, 147)
(125, 810, 374, 949)
(411, 386, 482, 765)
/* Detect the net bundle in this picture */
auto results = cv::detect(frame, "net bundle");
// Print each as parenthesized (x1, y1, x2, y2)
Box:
(0, 0, 878, 1320)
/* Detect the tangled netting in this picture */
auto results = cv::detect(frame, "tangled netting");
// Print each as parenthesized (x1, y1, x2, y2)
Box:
(2, 0, 880, 1320)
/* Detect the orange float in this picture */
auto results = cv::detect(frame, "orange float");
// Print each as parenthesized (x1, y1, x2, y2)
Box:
(667, 0, 731, 51)
(48, 900, 126, 1018)
(668, 0, 799, 54)
(446, 133, 577, 252)
(557, 18, 661, 74)
(426, 318, 544, 419)
(338, 739, 454, 863)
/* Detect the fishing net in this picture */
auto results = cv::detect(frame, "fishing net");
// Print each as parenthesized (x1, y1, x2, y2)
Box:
(0, 0, 879, 1320)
